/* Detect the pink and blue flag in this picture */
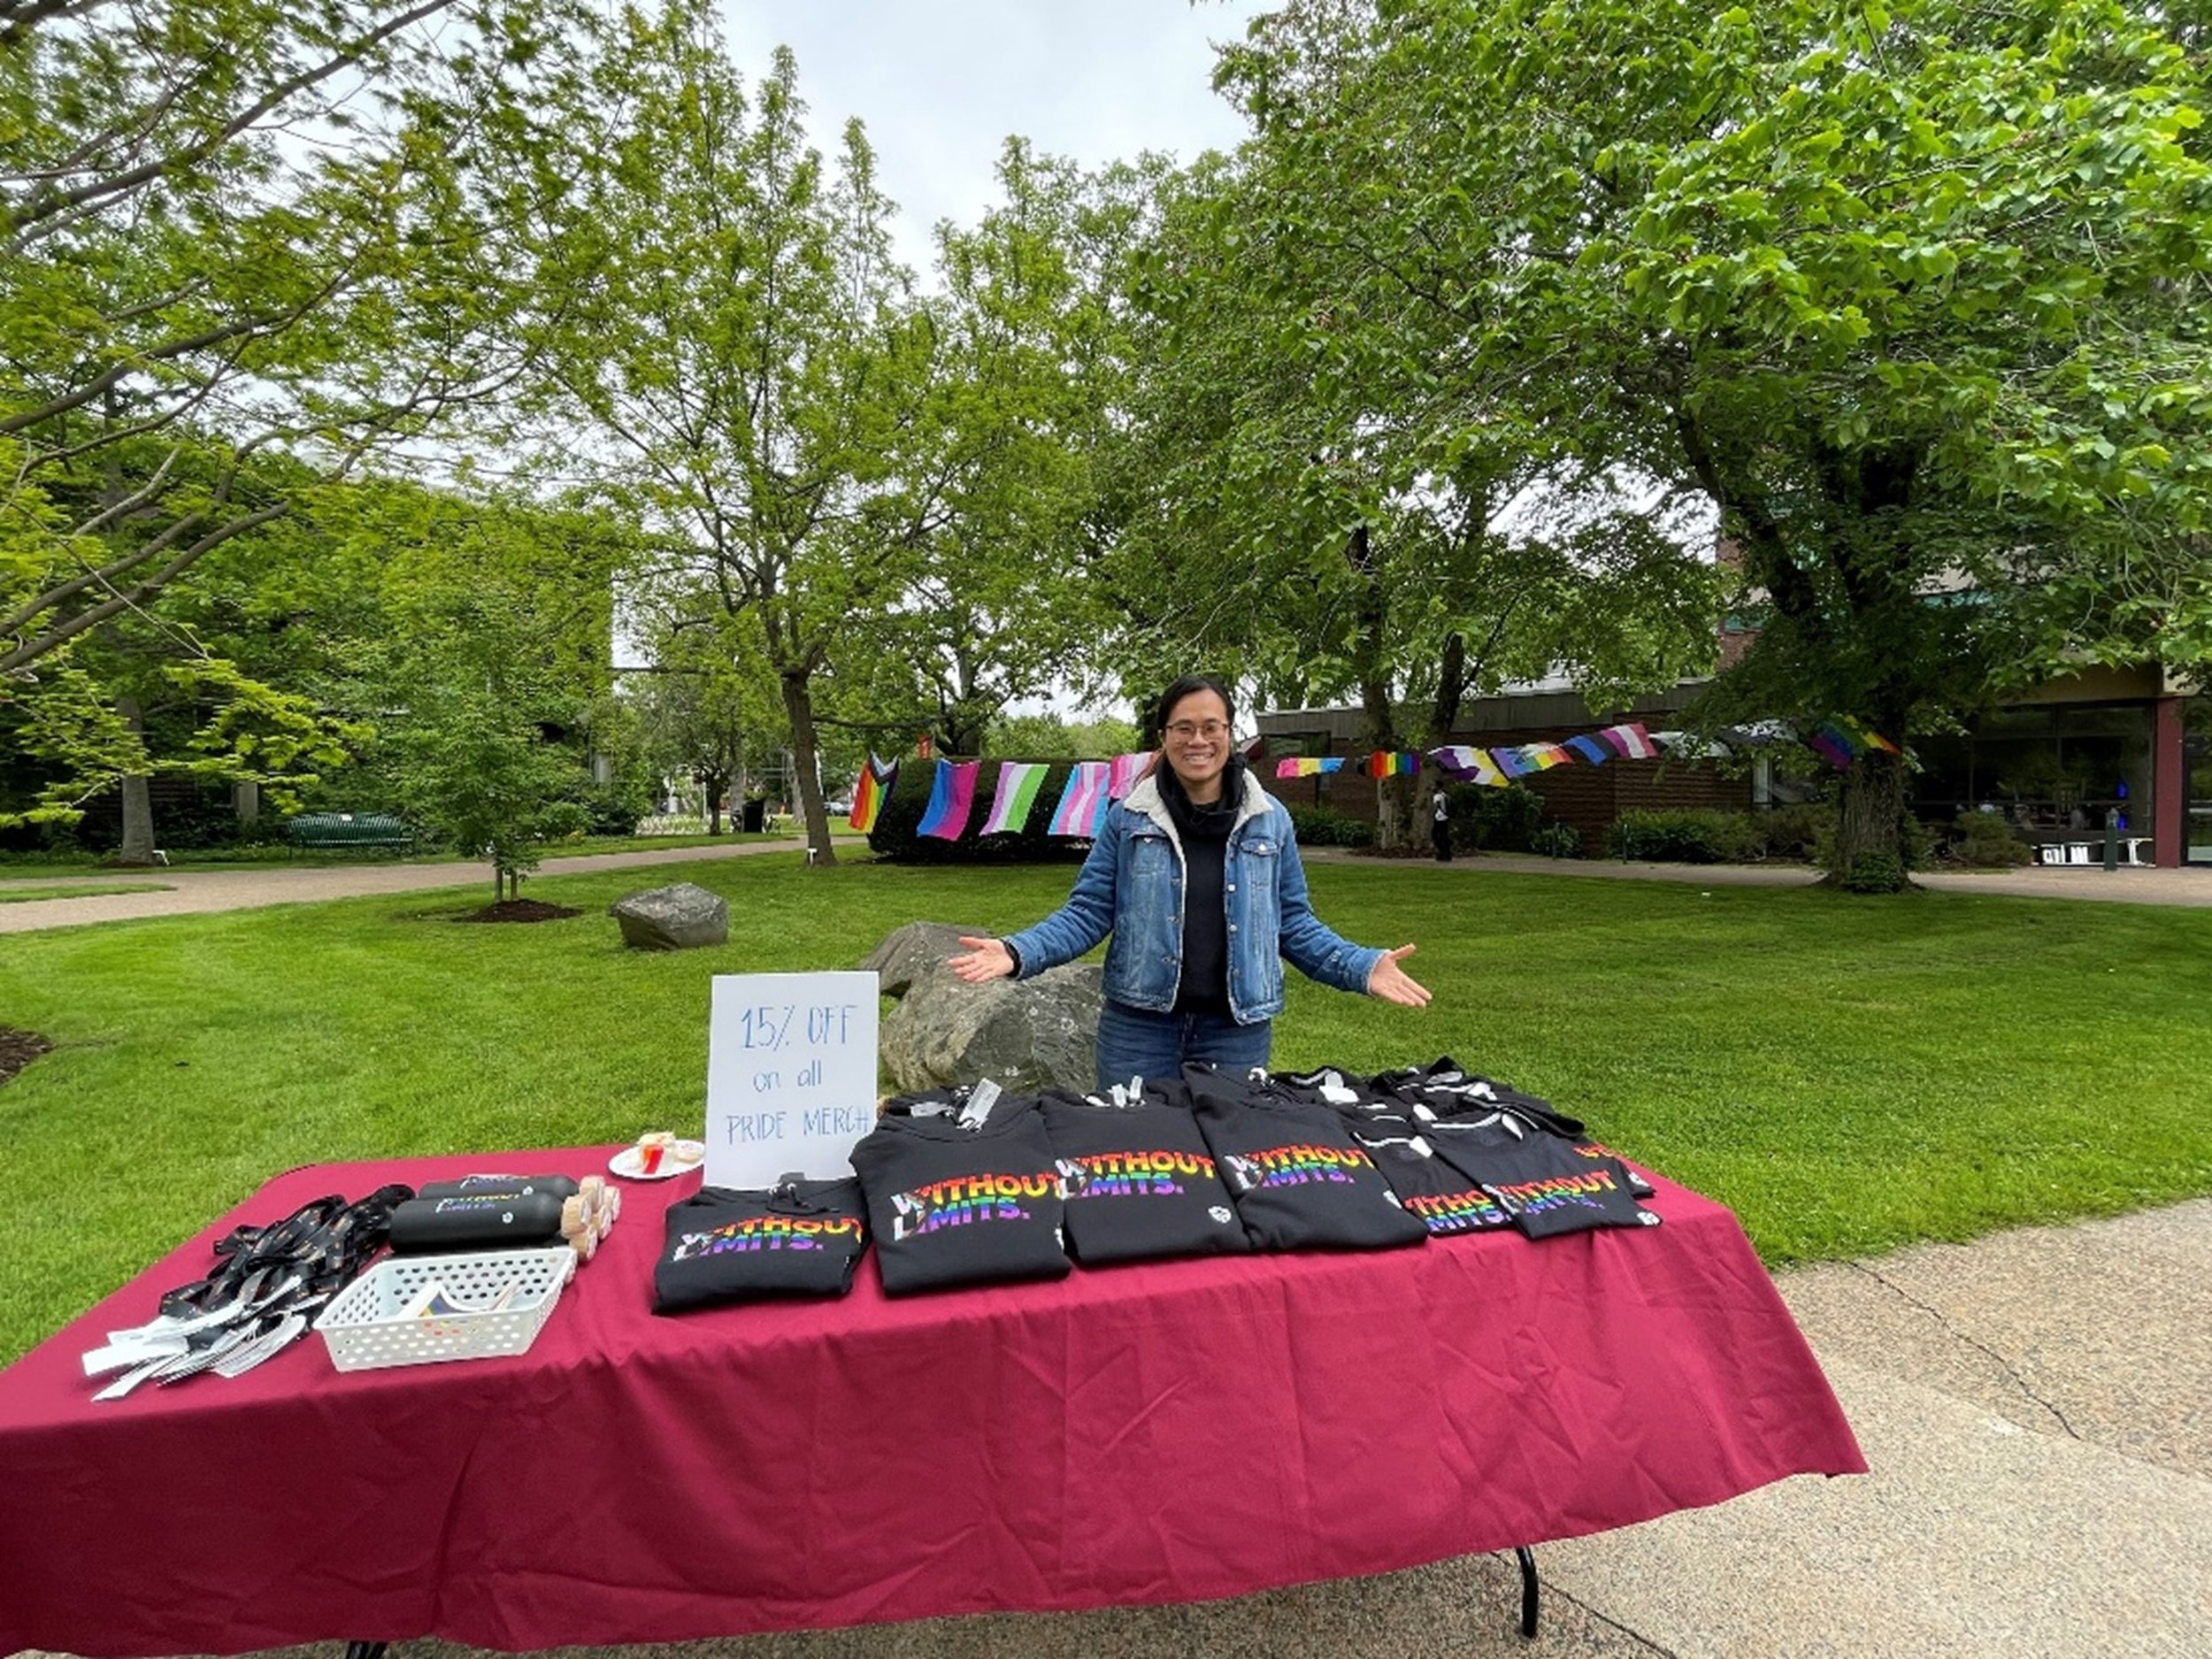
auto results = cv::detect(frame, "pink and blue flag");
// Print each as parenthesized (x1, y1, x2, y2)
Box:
(916, 759, 979, 841)
(979, 761, 1049, 835)
(1048, 761, 1112, 836)
(1107, 751, 1156, 799)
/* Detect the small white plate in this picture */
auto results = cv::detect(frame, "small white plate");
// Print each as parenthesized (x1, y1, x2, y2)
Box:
(609, 1141, 706, 1181)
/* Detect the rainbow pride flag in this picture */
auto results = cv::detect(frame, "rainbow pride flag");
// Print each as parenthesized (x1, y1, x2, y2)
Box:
(849, 754, 896, 834)
(1273, 756, 1346, 779)
(1431, 745, 1508, 787)
(1493, 746, 1542, 780)
(1564, 734, 1613, 766)
(1836, 717, 1901, 756)
(916, 759, 979, 841)
(979, 761, 1049, 835)
(1107, 751, 1156, 799)
(1364, 750, 1419, 779)
(1598, 722, 1660, 761)
(1809, 723, 1858, 769)
(1048, 761, 1112, 836)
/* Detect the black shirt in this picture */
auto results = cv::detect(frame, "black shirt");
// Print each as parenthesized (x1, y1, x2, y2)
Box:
(1041, 1084, 1251, 1263)
(652, 1179, 869, 1311)
(1157, 757, 1242, 1016)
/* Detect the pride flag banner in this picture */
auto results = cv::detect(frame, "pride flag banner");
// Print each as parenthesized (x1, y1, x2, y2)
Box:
(979, 761, 1049, 836)
(1565, 734, 1613, 766)
(1494, 746, 1544, 780)
(1364, 750, 1419, 779)
(1837, 717, 1901, 757)
(1107, 751, 1156, 800)
(1809, 723, 1858, 770)
(1526, 743, 1571, 771)
(849, 754, 896, 833)
(1274, 756, 1347, 780)
(1431, 745, 1509, 787)
(916, 759, 979, 841)
(1048, 761, 1112, 836)
(1598, 722, 1660, 761)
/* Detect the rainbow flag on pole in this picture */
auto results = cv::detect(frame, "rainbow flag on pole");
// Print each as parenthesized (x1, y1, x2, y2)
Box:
(979, 761, 1049, 835)
(1273, 756, 1346, 780)
(1048, 761, 1112, 836)
(916, 759, 979, 841)
(849, 755, 896, 833)
(1431, 745, 1508, 787)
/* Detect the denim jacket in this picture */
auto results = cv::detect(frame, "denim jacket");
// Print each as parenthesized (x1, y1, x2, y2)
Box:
(1001, 769, 1384, 1025)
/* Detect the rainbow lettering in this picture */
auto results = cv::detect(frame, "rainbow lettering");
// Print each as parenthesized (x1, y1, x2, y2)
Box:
(1489, 1167, 1621, 1217)
(671, 1213, 864, 1259)
(1402, 1187, 1507, 1233)
(1058, 1149, 1214, 1201)
(888, 1171, 1061, 1240)
(1221, 1142, 1374, 1193)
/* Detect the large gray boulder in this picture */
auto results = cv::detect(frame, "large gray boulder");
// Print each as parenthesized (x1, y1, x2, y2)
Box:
(609, 881, 729, 951)
(865, 921, 1101, 1094)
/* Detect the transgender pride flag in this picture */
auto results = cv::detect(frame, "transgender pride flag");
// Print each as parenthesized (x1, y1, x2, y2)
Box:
(1107, 751, 1156, 799)
(979, 762, 1049, 835)
(916, 759, 979, 841)
(1048, 761, 1111, 837)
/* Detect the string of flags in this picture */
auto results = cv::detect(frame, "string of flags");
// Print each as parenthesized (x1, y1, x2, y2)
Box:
(850, 715, 1899, 841)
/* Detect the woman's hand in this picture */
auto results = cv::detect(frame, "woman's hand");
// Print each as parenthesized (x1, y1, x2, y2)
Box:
(1366, 943, 1432, 1007)
(949, 936, 1017, 985)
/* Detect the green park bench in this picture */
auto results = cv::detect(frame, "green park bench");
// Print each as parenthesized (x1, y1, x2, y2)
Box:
(285, 811, 411, 851)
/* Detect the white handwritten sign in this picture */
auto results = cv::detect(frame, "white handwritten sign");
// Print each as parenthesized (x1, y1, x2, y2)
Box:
(704, 971, 879, 1188)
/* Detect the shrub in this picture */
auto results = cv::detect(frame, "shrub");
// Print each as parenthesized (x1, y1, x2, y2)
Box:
(1452, 783, 1544, 852)
(1530, 822, 1582, 859)
(1286, 804, 1376, 849)
(1947, 812, 2033, 867)
(1839, 851, 1909, 893)
(1755, 802, 1832, 863)
(1605, 808, 1766, 864)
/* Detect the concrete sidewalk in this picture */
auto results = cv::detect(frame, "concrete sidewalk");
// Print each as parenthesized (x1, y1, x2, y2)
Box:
(55, 1200, 2200, 1659)
(0, 840, 849, 933)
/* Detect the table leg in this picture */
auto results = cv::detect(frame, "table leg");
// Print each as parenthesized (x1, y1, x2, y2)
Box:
(1516, 1544, 1539, 1638)
(343, 1642, 388, 1659)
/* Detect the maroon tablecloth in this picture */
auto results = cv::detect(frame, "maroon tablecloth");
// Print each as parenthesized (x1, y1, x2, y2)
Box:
(0, 1148, 1862, 1656)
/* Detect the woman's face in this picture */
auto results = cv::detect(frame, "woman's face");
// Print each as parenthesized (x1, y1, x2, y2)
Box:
(1162, 688, 1233, 798)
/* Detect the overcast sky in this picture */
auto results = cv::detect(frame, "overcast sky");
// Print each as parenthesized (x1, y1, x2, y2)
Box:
(717, 0, 1269, 277)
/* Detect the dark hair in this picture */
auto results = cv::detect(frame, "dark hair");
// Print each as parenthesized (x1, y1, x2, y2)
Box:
(1156, 673, 1236, 732)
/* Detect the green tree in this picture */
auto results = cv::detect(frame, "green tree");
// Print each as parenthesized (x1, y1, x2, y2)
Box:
(1210, 0, 2212, 885)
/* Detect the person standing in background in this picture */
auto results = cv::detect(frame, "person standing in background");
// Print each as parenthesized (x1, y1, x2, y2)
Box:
(1431, 782, 1453, 863)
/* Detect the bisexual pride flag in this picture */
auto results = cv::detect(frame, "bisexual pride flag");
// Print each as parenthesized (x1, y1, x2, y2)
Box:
(1107, 751, 1156, 800)
(1431, 745, 1508, 787)
(916, 759, 979, 841)
(849, 754, 896, 833)
(1364, 750, 1420, 779)
(1598, 722, 1660, 761)
(1274, 756, 1346, 780)
(979, 761, 1049, 835)
(1048, 761, 1112, 836)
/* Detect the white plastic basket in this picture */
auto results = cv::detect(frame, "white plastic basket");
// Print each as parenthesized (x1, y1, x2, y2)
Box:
(315, 1247, 575, 1371)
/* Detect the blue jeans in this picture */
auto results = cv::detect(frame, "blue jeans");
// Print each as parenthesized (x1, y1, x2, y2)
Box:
(1094, 999, 1272, 1093)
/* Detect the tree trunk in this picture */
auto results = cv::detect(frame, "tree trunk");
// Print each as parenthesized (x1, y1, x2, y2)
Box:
(1824, 749, 1914, 891)
(115, 695, 158, 865)
(780, 669, 837, 866)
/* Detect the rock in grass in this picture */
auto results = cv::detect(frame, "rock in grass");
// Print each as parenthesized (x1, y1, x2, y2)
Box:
(609, 882, 728, 951)
(865, 921, 1101, 1094)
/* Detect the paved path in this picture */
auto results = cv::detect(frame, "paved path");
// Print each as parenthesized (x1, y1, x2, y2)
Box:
(41, 1201, 2197, 1659)
(0, 841, 856, 933)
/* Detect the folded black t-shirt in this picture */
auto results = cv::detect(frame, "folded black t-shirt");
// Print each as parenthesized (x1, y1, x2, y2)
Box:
(1040, 1087, 1250, 1263)
(849, 1093, 1072, 1294)
(653, 1179, 868, 1312)
(1340, 1114, 1514, 1235)
(1380, 1057, 1656, 1198)
(1182, 1063, 1427, 1252)
(1414, 1122, 1658, 1239)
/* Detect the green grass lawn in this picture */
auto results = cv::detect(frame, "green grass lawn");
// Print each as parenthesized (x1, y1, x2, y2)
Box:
(1, 855, 2207, 1363)
(0, 827, 820, 882)
(0, 882, 170, 903)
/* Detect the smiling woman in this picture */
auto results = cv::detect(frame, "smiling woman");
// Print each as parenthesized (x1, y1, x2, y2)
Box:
(948, 673, 1432, 1087)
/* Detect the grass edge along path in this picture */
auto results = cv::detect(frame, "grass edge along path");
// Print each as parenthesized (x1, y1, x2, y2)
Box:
(0, 853, 2206, 1363)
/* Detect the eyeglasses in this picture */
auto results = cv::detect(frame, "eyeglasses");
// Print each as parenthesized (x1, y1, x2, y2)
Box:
(1165, 720, 1231, 742)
